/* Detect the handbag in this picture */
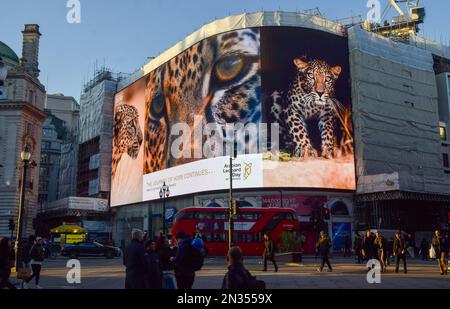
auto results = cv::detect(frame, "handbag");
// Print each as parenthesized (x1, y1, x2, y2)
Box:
(429, 246, 436, 259)
(16, 263, 31, 280)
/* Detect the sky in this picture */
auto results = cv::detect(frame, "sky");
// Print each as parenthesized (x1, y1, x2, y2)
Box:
(1, 0, 449, 100)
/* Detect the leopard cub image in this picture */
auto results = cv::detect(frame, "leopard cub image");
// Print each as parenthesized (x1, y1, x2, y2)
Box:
(271, 57, 343, 159)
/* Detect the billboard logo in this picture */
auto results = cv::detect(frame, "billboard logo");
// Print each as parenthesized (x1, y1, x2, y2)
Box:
(243, 162, 252, 180)
(66, 259, 81, 284)
(66, 0, 81, 24)
(366, 0, 381, 23)
(366, 259, 382, 284)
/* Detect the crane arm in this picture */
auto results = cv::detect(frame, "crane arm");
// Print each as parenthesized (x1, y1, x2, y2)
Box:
(389, 0, 405, 16)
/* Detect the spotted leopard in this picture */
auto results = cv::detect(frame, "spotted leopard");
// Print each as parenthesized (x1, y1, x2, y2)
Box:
(271, 57, 343, 159)
(111, 104, 143, 178)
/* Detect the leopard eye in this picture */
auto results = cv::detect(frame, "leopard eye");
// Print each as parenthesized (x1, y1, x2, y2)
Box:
(214, 56, 244, 82)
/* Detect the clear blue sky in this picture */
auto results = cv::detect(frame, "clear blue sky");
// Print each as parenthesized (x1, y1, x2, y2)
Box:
(1, 0, 449, 100)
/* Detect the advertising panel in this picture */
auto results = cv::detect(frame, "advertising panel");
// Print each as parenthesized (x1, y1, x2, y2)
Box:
(111, 26, 355, 207)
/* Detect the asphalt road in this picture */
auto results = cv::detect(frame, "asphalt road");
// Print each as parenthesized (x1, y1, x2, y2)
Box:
(8, 256, 450, 289)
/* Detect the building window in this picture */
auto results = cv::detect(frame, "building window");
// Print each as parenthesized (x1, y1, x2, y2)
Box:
(41, 153, 50, 164)
(39, 166, 49, 177)
(39, 180, 48, 191)
(443, 154, 449, 168)
(42, 141, 51, 149)
(440, 126, 447, 141)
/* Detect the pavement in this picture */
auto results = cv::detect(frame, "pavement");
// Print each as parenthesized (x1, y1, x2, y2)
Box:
(8, 256, 450, 289)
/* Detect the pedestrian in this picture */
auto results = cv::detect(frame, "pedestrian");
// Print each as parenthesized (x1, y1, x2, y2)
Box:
(316, 231, 332, 272)
(431, 230, 448, 275)
(157, 236, 177, 289)
(406, 234, 416, 259)
(374, 232, 387, 272)
(262, 232, 278, 272)
(0, 237, 16, 289)
(393, 231, 407, 274)
(123, 229, 147, 289)
(222, 246, 265, 289)
(22, 236, 45, 289)
(353, 232, 363, 264)
(174, 231, 198, 289)
(144, 240, 162, 289)
(419, 238, 429, 261)
(344, 234, 352, 257)
(362, 230, 376, 269)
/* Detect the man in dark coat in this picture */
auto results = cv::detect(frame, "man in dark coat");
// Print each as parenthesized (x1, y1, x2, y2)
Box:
(353, 233, 363, 264)
(123, 229, 147, 289)
(174, 231, 196, 289)
(432, 230, 448, 275)
(317, 231, 332, 272)
(393, 231, 407, 274)
(362, 230, 377, 271)
(262, 233, 278, 272)
(222, 246, 264, 289)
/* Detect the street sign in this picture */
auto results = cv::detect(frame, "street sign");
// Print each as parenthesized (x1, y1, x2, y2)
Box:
(165, 206, 177, 223)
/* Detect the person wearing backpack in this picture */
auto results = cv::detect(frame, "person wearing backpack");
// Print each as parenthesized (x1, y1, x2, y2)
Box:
(23, 236, 45, 289)
(222, 246, 265, 289)
(262, 232, 278, 272)
(174, 231, 198, 289)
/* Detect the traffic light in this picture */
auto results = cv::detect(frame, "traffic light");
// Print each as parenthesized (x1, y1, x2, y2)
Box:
(323, 205, 330, 220)
(8, 219, 15, 231)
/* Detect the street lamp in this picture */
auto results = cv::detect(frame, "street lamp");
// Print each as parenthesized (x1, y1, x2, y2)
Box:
(14, 145, 36, 271)
(159, 182, 170, 236)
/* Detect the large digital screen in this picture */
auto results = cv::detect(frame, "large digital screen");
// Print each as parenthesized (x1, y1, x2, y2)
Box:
(111, 27, 355, 207)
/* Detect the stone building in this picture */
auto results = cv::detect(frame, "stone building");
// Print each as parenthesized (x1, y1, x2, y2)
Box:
(0, 25, 46, 237)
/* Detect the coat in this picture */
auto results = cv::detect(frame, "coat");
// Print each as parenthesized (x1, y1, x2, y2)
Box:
(144, 250, 163, 289)
(362, 235, 375, 258)
(393, 237, 406, 256)
(174, 238, 195, 275)
(317, 236, 332, 255)
(123, 239, 147, 289)
(432, 236, 448, 255)
(263, 238, 275, 258)
(222, 263, 263, 289)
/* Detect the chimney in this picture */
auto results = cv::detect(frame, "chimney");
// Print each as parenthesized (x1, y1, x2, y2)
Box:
(21, 24, 41, 78)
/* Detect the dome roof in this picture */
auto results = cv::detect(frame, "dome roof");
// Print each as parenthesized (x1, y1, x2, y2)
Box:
(0, 41, 19, 64)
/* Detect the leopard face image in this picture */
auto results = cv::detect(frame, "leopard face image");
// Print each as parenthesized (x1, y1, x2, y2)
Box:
(143, 28, 261, 174)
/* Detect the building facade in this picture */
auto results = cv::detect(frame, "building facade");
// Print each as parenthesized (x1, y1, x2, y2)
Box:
(110, 12, 450, 252)
(0, 24, 46, 238)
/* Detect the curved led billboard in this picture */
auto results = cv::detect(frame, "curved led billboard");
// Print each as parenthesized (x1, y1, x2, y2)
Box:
(111, 27, 355, 207)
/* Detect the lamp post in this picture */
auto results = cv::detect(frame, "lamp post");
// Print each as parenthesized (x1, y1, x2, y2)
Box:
(14, 146, 36, 271)
(159, 182, 170, 236)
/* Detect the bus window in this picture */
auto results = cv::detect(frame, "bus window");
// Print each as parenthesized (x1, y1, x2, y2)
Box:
(195, 212, 213, 220)
(238, 212, 261, 220)
(274, 213, 295, 220)
(175, 211, 193, 220)
(213, 212, 227, 220)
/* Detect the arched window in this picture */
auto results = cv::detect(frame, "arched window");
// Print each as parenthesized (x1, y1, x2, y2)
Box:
(330, 201, 349, 216)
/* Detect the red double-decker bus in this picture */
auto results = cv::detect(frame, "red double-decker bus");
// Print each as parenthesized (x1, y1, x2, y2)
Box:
(171, 207, 299, 256)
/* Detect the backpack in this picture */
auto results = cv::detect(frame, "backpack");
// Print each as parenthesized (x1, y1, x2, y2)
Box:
(190, 245, 204, 272)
